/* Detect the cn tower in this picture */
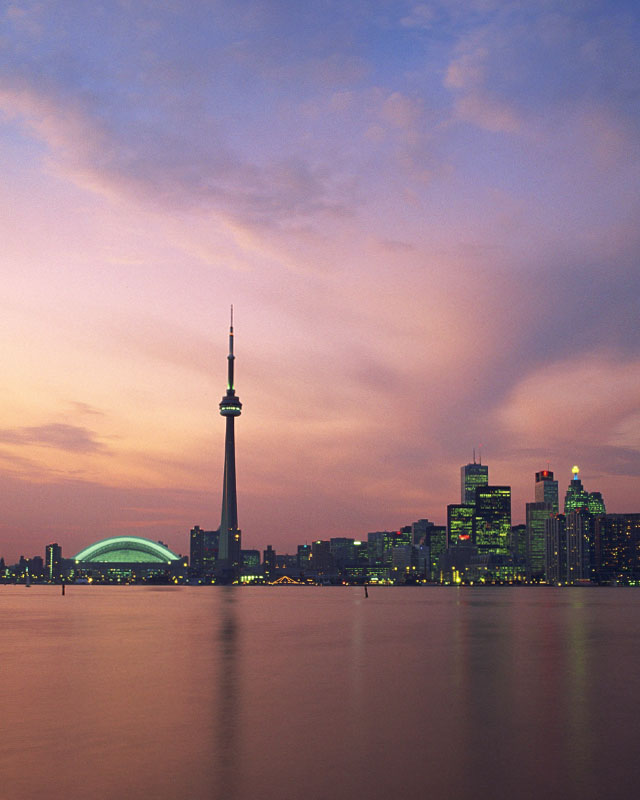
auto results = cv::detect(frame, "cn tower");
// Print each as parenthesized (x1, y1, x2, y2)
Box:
(217, 306, 242, 580)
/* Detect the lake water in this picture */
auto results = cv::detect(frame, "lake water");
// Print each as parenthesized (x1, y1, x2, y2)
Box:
(2, 586, 639, 799)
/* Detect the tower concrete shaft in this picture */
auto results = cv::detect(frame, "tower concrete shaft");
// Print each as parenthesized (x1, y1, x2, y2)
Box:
(218, 307, 242, 578)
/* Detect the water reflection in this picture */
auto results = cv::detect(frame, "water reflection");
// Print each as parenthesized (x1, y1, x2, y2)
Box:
(214, 586, 239, 800)
(3, 587, 640, 800)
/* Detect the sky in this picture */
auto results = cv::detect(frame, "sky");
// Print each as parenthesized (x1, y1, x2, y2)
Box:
(1, 0, 639, 562)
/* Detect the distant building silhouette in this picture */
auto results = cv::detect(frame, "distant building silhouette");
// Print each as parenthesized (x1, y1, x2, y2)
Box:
(45, 542, 62, 581)
(595, 514, 640, 583)
(190, 526, 219, 579)
(545, 514, 566, 584)
(263, 545, 276, 581)
(297, 544, 312, 571)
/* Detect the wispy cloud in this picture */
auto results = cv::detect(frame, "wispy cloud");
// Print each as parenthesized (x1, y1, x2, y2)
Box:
(0, 424, 108, 453)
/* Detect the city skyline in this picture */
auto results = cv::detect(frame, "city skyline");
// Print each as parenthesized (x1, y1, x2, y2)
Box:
(1, 1, 639, 562)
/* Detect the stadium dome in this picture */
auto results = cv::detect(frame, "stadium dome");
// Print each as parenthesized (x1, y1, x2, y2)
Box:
(73, 536, 180, 564)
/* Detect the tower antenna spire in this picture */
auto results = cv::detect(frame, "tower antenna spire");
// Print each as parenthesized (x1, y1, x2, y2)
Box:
(473, 447, 476, 465)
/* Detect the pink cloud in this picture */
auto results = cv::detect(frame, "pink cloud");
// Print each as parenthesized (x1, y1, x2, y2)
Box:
(497, 354, 640, 448)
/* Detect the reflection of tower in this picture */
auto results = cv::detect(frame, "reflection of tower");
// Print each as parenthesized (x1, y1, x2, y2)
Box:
(214, 587, 239, 795)
(217, 307, 242, 580)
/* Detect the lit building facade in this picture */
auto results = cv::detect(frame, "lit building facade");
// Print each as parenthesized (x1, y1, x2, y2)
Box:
(595, 514, 640, 584)
(447, 504, 474, 547)
(588, 492, 606, 515)
(474, 486, 511, 555)
(564, 466, 589, 513)
(461, 457, 489, 505)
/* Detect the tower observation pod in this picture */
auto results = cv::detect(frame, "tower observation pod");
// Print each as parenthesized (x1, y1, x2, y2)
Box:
(217, 306, 242, 581)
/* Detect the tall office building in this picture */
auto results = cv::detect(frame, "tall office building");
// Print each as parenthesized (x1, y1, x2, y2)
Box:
(217, 308, 243, 580)
(564, 466, 589, 513)
(527, 469, 556, 578)
(565, 509, 594, 583)
(535, 470, 559, 513)
(447, 504, 475, 547)
(474, 486, 511, 555)
(461, 453, 489, 505)
(190, 526, 219, 578)
(526, 502, 552, 579)
(545, 514, 566, 584)
(425, 525, 447, 581)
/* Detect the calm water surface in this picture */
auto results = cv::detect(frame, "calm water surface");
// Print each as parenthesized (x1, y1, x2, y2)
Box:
(2, 586, 639, 799)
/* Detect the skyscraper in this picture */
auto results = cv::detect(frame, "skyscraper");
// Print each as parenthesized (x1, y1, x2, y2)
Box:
(526, 502, 551, 579)
(545, 514, 566, 584)
(474, 486, 511, 555)
(461, 452, 488, 505)
(565, 509, 594, 583)
(528, 469, 556, 578)
(217, 308, 242, 581)
(535, 470, 559, 513)
(447, 504, 474, 547)
(190, 526, 219, 580)
(564, 466, 589, 513)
